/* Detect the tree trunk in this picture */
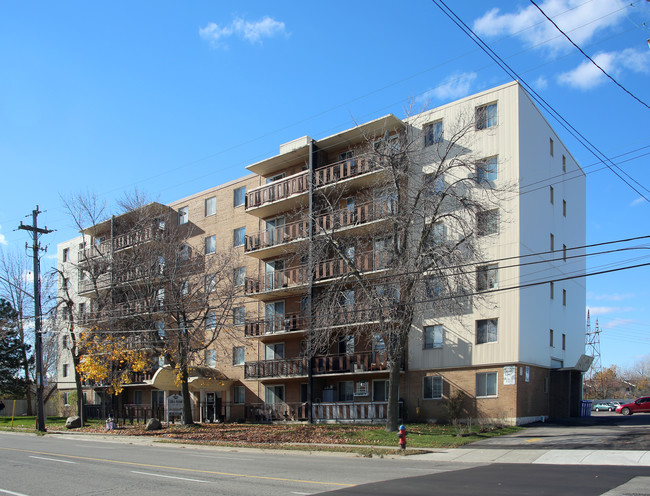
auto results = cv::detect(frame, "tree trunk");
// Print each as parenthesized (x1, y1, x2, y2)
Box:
(385, 356, 401, 431)
(179, 363, 194, 425)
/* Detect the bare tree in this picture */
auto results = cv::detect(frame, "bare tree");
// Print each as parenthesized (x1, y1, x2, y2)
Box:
(304, 110, 507, 430)
(0, 249, 35, 414)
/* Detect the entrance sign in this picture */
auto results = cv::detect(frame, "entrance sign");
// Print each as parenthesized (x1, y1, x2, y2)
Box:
(166, 394, 183, 424)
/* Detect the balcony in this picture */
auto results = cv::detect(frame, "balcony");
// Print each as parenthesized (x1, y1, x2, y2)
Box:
(313, 154, 385, 190)
(244, 199, 393, 259)
(243, 401, 401, 423)
(244, 313, 307, 337)
(244, 351, 389, 379)
(246, 170, 309, 217)
(245, 251, 389, 299)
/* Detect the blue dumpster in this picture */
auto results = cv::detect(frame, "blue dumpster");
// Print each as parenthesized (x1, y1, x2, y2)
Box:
(580, 400, 593, 417)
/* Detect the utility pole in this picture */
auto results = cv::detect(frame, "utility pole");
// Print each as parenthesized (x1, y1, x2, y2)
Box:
(18, 206, 52, 432)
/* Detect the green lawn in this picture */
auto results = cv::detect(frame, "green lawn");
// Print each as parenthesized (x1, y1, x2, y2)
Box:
(0, 416, 102, 430)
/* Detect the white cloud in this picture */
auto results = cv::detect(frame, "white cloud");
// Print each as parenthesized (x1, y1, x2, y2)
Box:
(557, 48, 650, 89)
(0, 225, 7, 246)
(473, 0, 628, 53)
(199, 16, 287, 47)
(602, 317, 637, 329)
(590, 292, 634, 302)
(418, 72, 477, 104)
(587, 305, 634, 315)
(533, 76, 548, 90)
(630, 197, 646, 207)
(23, 270, 33, 284)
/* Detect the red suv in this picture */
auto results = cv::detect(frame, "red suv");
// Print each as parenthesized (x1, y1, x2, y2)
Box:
(615, 397, 650, 415)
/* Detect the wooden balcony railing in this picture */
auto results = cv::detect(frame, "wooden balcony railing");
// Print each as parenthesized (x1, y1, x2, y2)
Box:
(244, 351, 389, 379)
(313, 155, 383, 187)
(244, 198, 394, 253)
(78, 226, 165, 262)
(246, 402, 309, 422)
(244, 313, 307, 336)
(246, 170, 309, 210)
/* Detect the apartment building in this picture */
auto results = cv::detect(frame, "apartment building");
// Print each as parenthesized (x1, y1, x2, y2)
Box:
(57, 81, 586, 424)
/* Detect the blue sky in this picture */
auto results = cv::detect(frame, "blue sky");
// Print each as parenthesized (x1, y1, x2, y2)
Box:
(1, 1, 649, 370)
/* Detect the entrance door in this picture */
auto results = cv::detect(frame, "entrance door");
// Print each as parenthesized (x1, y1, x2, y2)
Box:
(206, 392, 215, 422)
(265, 385, 285, 404)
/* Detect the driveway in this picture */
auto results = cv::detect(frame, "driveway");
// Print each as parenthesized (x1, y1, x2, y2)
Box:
(466, 412, 650, 450)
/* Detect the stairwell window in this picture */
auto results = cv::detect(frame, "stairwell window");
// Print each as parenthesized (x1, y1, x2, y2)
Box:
(550, 329, 554, 347)
(476, 318, 498, 344)
(206, 350, 217, 367)
(550, 186, 554, 204)
(424, 325, 443, 349)
(233, 346, 245, 366)
(476, 372, 497, 397)
(423, 375, 443, 399)
(178, 206, 189, 225)
(563, 289, 567, 306)
(424, 120, 443, 147)
(550, 137, 554, 157)
(477, 156, 498, 183)
(205, 235, 216, 254)
(477, 209, 498, 236)
(234, 266, 246, 286)
(476, 102, 497, 129)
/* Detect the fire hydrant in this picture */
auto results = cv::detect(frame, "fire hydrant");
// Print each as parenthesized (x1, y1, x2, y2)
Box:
(398, 424, 407, 450)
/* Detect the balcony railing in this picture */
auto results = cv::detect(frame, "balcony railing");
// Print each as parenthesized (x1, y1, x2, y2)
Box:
(243, 401, 401, 423)
(245, 154, 384, 211)
(244, 351, 389, 379)
(244, 313, 307, 337)
(313, 155, 383, 187)
(244, 198, 394, 254)
(78, 226, 165, 262)
(246, 171, 309, 210)
(245, 219, 309, 252)
(245, 251, 389, 296)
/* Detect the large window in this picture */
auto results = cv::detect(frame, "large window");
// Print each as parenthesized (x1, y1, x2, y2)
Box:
(424, 120, 443, 147)
(233, 186, 246, 207)
(476, 318, 498, 344)
(178, 206, 189, 225)
(233, 266, 246, 287)
(233, 346, 245, 365)
(424, 325, 443, 349)
(476, 264, 498, 291)
(477, 156, 498, 183)
(423, 375, 443, 399)
(205, 349, 216, 367)
(476, 102, 497, 129)
(477, 209, 498, 236)
(233, 227, 246, 247)
(205, 196, 216, 217)
(476, 372, 497, 397)
(233, 306, 246, 325)
(205, 235, 216, 254)
(233, 385, 245, 404)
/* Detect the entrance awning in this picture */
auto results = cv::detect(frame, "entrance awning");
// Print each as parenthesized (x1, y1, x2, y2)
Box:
(148, 366, 233, 392)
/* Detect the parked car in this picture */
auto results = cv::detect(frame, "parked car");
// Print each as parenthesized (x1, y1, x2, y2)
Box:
(593, 401, 615, 412)
(615, 397, 650, 415)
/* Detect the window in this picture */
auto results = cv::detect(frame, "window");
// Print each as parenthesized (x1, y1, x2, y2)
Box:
(372, 380, 387, 401)
(205, 312, 216, 330)
(266, 173, 285, 184)
(205, 274, 216, 293)
(550, 186, 554, 204)
(563, 244, 567, 261)
(63, 392, 70, 406)
(62, 248, 69, 262)
(62, 363, 69, 378)
(550, 233, 555, 251)
(134, 390, 142, 405)
(206, 349, 216, 367)
(550, 329, 554, 347)
(477, 209, 498, 236)
(562, 155, 567, 172)
(562, 333, 566, 350)
(476, 372, 497, 397)
(178, 244, 191, 260)
(205, 196, 217, 217)
(424, 325, 443, 349)
(265, 342, 284, 360)
(563, 289, 567, 306)
(62, 336, 68, 349)
(233, 385, 245, 404)
(78, 302, 86, 316)
(425, 277, 443, 298)
(338, 381, 354, 402)
(233, 346, 245, 365)
(550, 281, 554, 299)
(156, 321, 165, 338)
(476, 264, 498, 291)
(476, 319, 498, 344)
(205, 235, 216, 254)
(477, 156, 498, 183)
(427, 222, 446, 246)
(62, 277, 69, 290)
(550, 137, 554, 157)
(178, 206, 188, 225)
(424, 174, 445, 197)
(233, 306, 246, 325)
(180, 280, 189, 297)
(424, 120, 443, 147)
(476, 102, 497, 129)
(563, 200, 567, 217)
(233, 227, 246, 247)
(233, 266, 246, 286)
(423, 375, 443, 399)
(233, 187, 246, 207)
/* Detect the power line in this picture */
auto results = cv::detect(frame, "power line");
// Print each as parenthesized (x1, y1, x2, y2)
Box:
(530, 0, 650, 111)
(430, 0, 650, 203)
